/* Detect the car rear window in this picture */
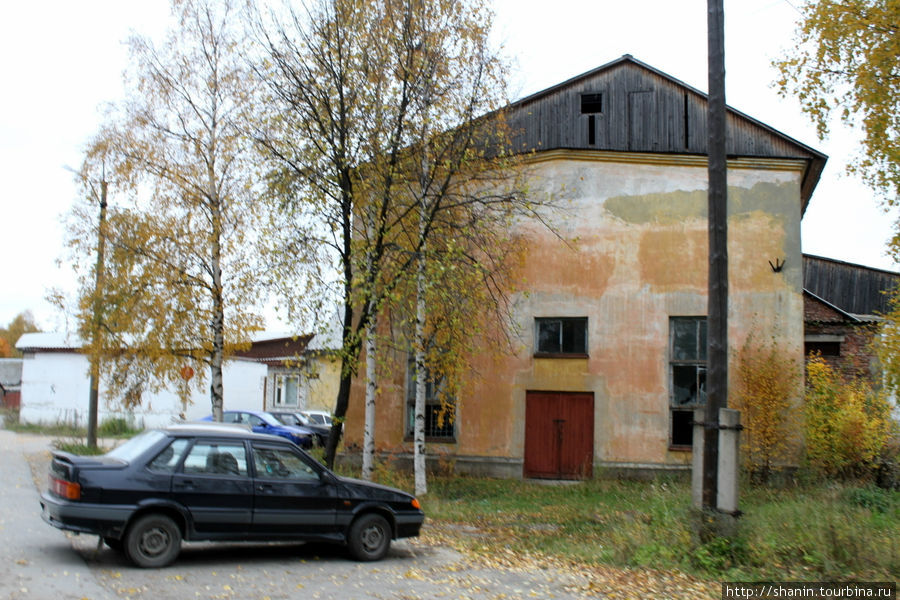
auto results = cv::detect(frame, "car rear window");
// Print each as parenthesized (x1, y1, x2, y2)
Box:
(147, 438, 190, 472)
(106, 430, 167, 463)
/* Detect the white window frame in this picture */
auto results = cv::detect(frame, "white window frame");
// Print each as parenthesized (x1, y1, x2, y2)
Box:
(274, 373, 301, 407)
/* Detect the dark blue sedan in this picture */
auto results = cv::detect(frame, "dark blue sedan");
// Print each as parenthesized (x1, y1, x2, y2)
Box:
(40, 423, 424, 567)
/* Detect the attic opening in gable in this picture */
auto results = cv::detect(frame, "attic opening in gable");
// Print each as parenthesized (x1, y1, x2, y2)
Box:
(580, 93, 602, 146)
(580, 93, 602, 113)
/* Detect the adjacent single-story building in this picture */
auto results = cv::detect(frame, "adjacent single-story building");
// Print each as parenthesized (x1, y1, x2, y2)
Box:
(803, 254, 899, 381)
(15, 330, 338, 429)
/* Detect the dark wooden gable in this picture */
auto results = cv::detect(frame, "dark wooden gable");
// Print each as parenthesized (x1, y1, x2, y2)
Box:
(803, 254, 900, 317)
(503, 55, 827, 211)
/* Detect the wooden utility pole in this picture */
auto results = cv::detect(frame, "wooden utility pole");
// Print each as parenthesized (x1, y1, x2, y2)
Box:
(86, 179, 108, 449)
(703, 0, 728, 512)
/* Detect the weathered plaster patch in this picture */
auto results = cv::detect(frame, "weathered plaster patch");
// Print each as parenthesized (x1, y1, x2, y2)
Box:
(605, 180, 797, 225)
(638, 228, 708, 290)
(606, 189, 707, 224)
(520, 232, 616, 297)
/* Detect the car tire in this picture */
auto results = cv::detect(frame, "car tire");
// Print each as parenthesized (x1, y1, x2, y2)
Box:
(103, 536, 124, 552)
(124, 514, 182, 568)
(347, 513, 391, 561)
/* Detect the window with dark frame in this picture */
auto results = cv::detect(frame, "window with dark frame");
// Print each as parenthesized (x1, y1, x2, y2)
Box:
(805, 341, 841, 357)
(581, 93, 602, 113)
(535, 317, 588, 356)
(669, 317, 707, 448)
(405, 358, 455, 441)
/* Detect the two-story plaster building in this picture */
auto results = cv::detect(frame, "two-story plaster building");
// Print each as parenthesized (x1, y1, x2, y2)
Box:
(341, 55, 827, 479)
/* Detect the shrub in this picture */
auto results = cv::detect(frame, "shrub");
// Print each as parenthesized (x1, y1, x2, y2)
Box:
(805, 355, 894, 477)
(97, 416, 140, 437)
(732, 333, 801, 481)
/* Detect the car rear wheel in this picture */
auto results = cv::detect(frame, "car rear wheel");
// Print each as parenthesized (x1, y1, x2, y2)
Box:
(124, 514, 182, 568)
(347, 513, 391, 561)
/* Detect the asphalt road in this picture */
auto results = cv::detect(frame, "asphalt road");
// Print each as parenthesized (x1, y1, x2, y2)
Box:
(0, 431, 599, 600)
(0, 430, 114, 600)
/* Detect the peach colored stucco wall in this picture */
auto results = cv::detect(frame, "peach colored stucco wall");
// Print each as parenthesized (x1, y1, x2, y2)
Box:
(343, 155, 806, 470)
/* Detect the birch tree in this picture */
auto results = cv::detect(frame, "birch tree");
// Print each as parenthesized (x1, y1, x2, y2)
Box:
(65, 0, 265, 420)
(774, 0, 899, 205)
(254, 0, 542, 475)
(389, 1, 534, 495)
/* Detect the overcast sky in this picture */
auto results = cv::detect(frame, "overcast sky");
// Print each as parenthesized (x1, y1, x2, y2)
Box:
(1, 0, 895, 331)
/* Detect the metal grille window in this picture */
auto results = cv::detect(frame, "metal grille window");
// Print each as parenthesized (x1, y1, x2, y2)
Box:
(405, 359, 455, 440)
(535, 317, 588, 356)
(670, 317, 707, 448)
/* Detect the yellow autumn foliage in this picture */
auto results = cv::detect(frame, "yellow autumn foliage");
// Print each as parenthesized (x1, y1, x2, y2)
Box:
(732, 334, 802, 479)
(804, 355, 894, 477)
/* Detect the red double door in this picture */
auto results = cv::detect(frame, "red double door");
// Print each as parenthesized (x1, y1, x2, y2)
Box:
(524, 391, 594, 479)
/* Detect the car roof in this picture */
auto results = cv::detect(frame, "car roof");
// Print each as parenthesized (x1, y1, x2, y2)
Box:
(164, 422, 292, 443)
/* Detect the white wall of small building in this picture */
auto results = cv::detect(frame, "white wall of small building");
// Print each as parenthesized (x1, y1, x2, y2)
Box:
(19, 350, 267, 429)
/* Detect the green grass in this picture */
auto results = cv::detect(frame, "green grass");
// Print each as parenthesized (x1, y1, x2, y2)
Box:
(4, 413, 139, 455)
(3, 413, 141, 440)
(5, 420, 86, 437)
(52, 440, 109, 455)
(371, 471, 899, 581)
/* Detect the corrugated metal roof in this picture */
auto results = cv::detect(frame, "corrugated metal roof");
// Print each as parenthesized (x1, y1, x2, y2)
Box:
(15, 332, 84, 351)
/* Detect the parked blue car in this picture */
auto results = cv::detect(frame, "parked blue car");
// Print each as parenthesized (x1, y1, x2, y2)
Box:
(200, 410, 314, 448)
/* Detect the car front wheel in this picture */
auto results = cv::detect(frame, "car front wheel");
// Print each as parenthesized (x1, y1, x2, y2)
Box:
(347, 513, 391, 561)
(124, 514, 182, 568)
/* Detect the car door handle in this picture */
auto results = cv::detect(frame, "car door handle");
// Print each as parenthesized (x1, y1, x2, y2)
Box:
(256, 484, 273, 493)
(174, 479, 195, 490)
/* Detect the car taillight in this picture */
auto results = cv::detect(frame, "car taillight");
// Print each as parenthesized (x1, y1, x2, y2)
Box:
(411, 498, 421, 510)
(50, 476, 81, 500)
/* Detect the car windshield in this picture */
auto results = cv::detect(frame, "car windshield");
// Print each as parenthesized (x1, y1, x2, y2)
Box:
(258, 412, 282, 427)
(272, 413, 301, 426)
(105, 430, 167, 463)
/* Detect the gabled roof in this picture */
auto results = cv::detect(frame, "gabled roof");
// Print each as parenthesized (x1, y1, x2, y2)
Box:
(504, 54, 827, 212)
(803, 289, 863, 324)
(234, 334, 313, 366)
(803, 254, 900, 317)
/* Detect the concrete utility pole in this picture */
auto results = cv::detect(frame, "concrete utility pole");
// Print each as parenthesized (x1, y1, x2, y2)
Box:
(703, 0, 728, 513)
(86, 179, 108, 449)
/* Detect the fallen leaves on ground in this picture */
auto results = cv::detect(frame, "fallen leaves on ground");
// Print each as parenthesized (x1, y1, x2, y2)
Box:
(418, 522, 719, 599)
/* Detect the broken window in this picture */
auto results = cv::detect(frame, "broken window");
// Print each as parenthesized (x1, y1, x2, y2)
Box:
(535, 317, 588, 356)
(670, 316, 707, 448)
